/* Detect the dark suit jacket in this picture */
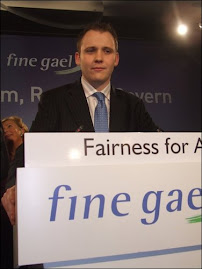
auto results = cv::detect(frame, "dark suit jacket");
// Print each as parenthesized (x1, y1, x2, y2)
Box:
(30, 80, 159, 132)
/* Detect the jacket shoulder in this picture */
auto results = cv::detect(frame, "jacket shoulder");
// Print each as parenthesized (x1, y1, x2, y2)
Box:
(113, 87, 141, 102)
(42, 82, 75, 97)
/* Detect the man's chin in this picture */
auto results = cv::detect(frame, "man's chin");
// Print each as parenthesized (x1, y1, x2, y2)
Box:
(91, 75, 109, 84)
(90, 79, 107, 88)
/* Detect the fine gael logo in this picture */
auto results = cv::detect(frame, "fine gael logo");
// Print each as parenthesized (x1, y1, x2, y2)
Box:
(186, 214, 202, 223)
(55, 65, 81, 75)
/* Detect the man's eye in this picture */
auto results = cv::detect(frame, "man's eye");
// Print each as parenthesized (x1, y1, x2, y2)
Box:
(104, 48, 112, 54)
(86, 48, 95, 53)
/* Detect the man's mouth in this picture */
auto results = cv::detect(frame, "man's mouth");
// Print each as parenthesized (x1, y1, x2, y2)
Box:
(92, 67, 105, 71)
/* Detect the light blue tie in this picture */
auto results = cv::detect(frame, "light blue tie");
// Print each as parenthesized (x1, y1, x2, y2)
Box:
(93, 92, 108, 132)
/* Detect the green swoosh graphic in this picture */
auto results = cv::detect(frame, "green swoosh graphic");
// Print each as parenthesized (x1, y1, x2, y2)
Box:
(186, 215, 202, 223)
(55, 66, 81, 75)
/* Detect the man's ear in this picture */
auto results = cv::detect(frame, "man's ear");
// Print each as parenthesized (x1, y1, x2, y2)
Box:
(75, 52, 80, 66)
(114, 52, 119, 67)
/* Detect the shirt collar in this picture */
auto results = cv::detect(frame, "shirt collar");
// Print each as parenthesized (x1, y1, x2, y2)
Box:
(81, 76, 110, 100)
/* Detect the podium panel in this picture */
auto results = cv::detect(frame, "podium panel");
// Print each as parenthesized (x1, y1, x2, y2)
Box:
(24, 132, 201, 167)
(15, 133, 201, 268)
(16, 163, 201, 267)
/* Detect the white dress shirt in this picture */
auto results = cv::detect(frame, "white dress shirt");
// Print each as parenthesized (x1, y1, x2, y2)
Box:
(81, 76, 110, 127)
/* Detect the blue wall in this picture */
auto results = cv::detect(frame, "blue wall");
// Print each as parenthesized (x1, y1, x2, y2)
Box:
(1, 35, 201, 131)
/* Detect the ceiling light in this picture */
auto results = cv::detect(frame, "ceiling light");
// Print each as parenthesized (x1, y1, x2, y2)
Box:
(177, 24, 188, 35)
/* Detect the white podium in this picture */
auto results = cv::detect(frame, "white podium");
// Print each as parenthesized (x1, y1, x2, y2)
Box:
(15, 133, 202, 268)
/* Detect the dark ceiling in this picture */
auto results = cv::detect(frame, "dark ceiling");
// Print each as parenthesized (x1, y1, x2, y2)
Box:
(1, 1, 201, 47)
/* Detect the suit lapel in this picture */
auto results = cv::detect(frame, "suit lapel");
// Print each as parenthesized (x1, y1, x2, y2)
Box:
(110, 87, 127, 132)
(63, 82, 127, 132)
(64, 81, 94, 132)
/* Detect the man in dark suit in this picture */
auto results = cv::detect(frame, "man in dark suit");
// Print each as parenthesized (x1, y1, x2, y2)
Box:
(30, 22, 160, 133)
(2, 22, 160, 228)
(30, 80, 159, 133)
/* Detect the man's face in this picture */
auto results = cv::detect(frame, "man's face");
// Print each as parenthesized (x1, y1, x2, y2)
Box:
(75, 30, 119, 91)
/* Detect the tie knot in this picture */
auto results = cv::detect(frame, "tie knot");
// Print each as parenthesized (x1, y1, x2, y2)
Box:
(93, 92, 105, 102)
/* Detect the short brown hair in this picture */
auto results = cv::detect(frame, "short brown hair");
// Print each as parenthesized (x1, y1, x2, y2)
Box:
(77, 22, 118, 53)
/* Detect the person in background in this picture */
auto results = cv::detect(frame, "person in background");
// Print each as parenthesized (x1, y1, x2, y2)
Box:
(0, 121, 9, 185)
(0, 116, 28, 268)
(1, 116, 29, 189)
(0, 121, 11, 269)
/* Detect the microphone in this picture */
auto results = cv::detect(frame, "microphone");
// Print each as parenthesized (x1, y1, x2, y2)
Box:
(75, 125, 84, 132)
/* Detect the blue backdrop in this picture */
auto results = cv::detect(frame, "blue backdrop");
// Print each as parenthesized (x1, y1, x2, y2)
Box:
(1, 35, 201, 131)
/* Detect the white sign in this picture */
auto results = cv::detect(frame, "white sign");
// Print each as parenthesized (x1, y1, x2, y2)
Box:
(24, 132, 201, 167)
(16, 162, 201, 267)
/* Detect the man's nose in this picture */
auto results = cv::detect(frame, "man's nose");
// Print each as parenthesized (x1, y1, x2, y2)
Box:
(94, 50, 103, 62)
